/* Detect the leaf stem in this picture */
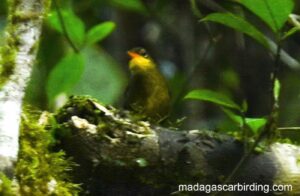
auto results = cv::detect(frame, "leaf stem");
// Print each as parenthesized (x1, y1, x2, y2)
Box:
(239, 110, 249, 153)
(190, 0, 215, 42)
(53, 0, 80, 53)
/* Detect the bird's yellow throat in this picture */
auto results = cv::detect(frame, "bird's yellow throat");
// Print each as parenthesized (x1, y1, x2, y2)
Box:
(127, 51, 155, 72)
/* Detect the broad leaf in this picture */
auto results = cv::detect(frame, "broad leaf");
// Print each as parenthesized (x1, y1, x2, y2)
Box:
(184, 89, 241, 110)
(71, 46, 126, 104)
(240, 0, 294, 32)
(48, 10, 85, 48)
(246, 118, 267, 134)
(47, 53, 84, 101)
(86, 21, 116, 45)
(223, 109, 266, 134)
(223, 108, 242, 124)
(202, 13, 268, 48)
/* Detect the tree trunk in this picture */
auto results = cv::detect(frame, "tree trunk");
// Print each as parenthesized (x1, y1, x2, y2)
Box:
(0, 0, 50, 176)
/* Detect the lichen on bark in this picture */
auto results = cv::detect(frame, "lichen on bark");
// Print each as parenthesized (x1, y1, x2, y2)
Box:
(0, 0, 51, 177)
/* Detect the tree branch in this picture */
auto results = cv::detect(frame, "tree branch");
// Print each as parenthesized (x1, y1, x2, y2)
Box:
(54, 96, 300, 195)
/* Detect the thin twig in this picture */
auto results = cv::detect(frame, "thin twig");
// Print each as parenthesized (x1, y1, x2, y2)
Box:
(270, 35, 282, 105)
(277, 127, 300, 131)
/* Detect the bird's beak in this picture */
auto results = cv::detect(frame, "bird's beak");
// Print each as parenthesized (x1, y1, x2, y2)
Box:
(127, 51, 140, 59)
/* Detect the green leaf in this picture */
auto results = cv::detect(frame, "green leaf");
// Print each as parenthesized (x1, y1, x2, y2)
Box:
(184, 89, 241, 110)
(246, 118, 267, 134)
(223, 109, 266, 134)
(86, 21, 116, 46)
(71, 46, 126, 104)
(47, 53, 84, 101)
(110, 0, 148, 14)
(223, 108, 242, 124)
(202, 13, 268, 48)
(273, 78, 281, 102)
(47, 10, 85, 48)
(240, 0, 294, 32)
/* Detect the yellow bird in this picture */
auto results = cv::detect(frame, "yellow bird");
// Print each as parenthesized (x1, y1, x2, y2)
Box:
(124, 47, 170, 121)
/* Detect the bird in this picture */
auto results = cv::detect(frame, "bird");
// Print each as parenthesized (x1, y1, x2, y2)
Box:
(124, 47, 170, 122)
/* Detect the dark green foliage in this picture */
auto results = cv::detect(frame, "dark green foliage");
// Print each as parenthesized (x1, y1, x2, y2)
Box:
(185, 0, 299, 152)
(184, 89, 267, 138)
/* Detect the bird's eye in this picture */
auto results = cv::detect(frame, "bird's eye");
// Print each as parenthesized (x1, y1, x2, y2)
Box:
(140, 49, 148, 58)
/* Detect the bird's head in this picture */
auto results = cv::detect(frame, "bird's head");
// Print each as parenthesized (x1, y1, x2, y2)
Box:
(127, 47, 156, 72)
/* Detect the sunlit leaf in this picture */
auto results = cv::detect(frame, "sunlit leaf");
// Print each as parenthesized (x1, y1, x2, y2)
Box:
(184, 89, 241, 111)
(47, 53, 84, 101)
(246, 118, 267, 134)
(240, 0, 294, 32)
(202, 13, 268, 48)
(47, 10, 85, 48)
(86, 21, 116, 46)
(223, 109, 266, 134)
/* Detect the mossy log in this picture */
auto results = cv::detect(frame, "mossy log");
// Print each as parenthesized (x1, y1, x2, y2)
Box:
(54, 96, 300, 196)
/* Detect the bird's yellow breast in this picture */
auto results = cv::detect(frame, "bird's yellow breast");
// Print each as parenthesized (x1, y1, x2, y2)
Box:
(125, 48, 170, 121)
(129, 56, 155, 73)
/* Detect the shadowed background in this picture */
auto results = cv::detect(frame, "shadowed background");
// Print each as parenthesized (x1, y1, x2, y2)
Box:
(0, 0, 300, 134)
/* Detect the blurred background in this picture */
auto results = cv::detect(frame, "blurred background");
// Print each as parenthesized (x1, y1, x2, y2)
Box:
(0, 0, 300, 132)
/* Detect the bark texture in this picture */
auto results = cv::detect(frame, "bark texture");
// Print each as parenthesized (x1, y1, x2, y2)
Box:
(0, 0, 50, 176)
(55, 96, 300, 196)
